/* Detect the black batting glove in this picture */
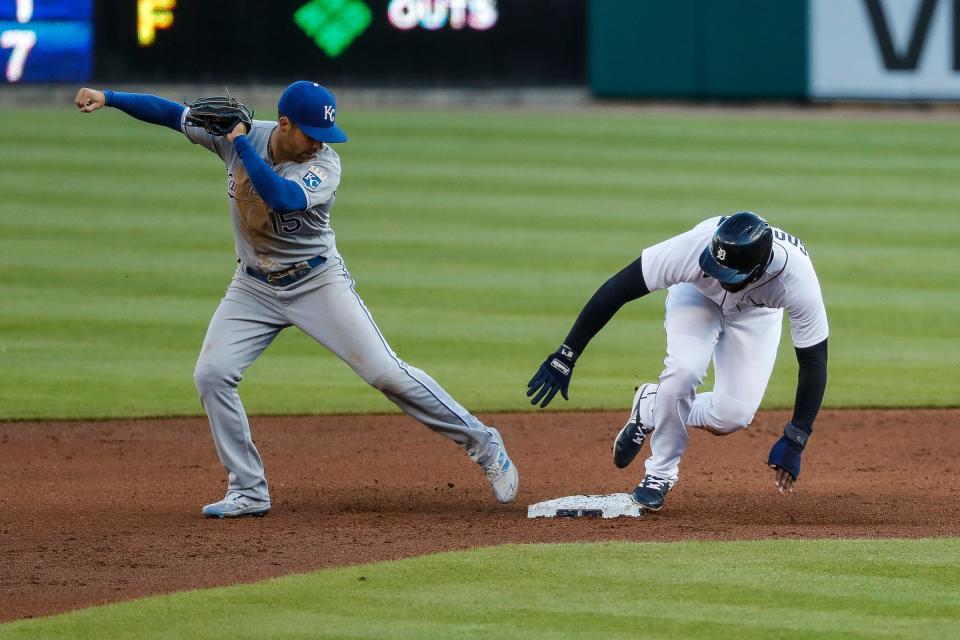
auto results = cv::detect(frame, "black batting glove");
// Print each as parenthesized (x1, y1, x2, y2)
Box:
(767, 422, 809, 493)
(527, 345, 577, 408)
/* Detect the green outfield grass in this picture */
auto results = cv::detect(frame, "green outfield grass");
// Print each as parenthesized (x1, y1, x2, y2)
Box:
(2, 539, 958, 639)
(1, 107, 958, 419)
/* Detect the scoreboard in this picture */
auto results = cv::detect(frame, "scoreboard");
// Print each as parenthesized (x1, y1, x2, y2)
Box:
(98, 0, 585, 85)
(1, 1, 584, 85)
(0, 0, 92, 83)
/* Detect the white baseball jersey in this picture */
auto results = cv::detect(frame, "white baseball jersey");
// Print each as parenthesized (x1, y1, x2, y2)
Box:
(183, 117, 342, 272)
(640, 216, 829, 348)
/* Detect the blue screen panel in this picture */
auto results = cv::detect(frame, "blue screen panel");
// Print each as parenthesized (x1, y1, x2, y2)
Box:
(0, 21, 92, 83)
(0, 0, 91, 21)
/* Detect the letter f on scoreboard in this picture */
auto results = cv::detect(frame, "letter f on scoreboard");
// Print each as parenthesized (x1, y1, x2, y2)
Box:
(138, 0, 176, 47)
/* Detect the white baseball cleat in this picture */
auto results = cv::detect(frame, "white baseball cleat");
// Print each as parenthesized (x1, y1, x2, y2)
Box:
(482, 427, 519, 503)
(202, 491, 271, 518)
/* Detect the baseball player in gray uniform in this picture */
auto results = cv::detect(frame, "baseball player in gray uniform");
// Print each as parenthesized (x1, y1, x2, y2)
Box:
(74, 81, 518, 517)
(527, 212, 828, 512)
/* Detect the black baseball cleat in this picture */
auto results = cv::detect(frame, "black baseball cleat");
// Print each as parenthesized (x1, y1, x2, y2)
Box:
(612, 383, 656, 469)
(631, 474, 674, 511)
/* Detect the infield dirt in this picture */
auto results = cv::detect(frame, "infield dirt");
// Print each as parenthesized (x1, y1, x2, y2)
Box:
(3, 409, 958, 621)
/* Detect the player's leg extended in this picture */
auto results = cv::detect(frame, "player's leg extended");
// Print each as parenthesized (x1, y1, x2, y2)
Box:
(686, 307, 783, 435)
(286, 264, 495, 461)
(643, 284, 722, 483)
(194, 274, 287, 502)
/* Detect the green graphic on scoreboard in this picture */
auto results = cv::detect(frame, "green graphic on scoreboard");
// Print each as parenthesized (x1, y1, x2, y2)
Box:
(294, 0, 372, 57)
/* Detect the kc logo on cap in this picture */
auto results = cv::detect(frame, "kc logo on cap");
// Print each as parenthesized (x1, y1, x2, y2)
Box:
(278, 80, 348, 143)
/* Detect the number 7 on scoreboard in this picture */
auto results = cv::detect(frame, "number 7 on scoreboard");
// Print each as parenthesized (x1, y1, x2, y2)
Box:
(1, 29, 36, 82)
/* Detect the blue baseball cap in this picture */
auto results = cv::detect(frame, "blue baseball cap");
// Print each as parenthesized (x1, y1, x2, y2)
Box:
(277, 81, 348, 143)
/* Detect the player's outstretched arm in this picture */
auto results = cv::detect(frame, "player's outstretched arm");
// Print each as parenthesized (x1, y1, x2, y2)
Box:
(74, 88, 185, 132)
(768, 338, 828, 494)
(75, 88, 106, 113)
(527, 256, 650, 408)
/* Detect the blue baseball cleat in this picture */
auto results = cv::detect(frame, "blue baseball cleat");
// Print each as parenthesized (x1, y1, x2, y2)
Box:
(202, 491, 271, 518)
(631, 474, 674, 511)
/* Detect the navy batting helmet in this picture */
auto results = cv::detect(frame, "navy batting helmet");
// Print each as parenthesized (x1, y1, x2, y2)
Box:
(698, 212, 773, 288)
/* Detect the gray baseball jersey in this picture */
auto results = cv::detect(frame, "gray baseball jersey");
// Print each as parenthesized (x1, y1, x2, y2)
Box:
(183, 117, 342, 272)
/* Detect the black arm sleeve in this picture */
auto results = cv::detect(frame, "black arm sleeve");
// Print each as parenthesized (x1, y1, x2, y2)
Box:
(791, 338, 828, 433)
(562, 256, 650, 355)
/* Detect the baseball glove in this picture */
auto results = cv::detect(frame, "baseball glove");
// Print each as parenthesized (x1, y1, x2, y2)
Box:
(184, 95, 254, 136)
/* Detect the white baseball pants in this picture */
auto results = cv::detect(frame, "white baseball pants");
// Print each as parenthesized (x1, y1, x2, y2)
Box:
(644, 283, 783, 482)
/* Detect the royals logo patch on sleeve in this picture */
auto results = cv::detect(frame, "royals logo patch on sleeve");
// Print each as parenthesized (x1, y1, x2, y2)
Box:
(300, 166, 327, 192)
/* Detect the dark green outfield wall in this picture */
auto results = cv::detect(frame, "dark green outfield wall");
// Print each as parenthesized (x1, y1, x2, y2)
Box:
(589, 0, 808, 99)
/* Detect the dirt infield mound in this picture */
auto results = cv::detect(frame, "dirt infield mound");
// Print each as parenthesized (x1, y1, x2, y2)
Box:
(2, 409, 958, 621)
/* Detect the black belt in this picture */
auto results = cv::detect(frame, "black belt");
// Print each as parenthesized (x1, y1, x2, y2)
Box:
(244, 255, 327, 287)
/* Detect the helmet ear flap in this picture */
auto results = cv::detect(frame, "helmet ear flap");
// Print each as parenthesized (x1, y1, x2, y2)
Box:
(754, 226, 773, 272)
(743, 226, 773, 285)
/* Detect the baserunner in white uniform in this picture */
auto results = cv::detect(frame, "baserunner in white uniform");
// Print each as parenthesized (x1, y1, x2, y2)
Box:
(74, 81, 518, 517)
(527, 212, 828, 512)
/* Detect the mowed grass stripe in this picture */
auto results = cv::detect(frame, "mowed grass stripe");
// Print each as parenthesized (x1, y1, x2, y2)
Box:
(1, 539, 958, 639)
(1, 108, 957, 418)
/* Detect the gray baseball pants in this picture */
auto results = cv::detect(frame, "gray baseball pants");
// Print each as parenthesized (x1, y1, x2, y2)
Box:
(194, 258, 496, 502)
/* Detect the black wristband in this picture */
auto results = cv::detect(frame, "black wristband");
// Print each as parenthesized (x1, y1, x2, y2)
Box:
(784, 422, 809, 450)
(559, 344, 578, 363)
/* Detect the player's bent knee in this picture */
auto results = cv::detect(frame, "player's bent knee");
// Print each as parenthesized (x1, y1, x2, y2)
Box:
(698, 424, 738, 436)
(193, 359, 240, 394)
(709, 401, 757, 434)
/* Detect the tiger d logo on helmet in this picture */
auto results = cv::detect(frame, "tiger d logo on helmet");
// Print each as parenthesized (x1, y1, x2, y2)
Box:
(698, 211, 773, 292)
